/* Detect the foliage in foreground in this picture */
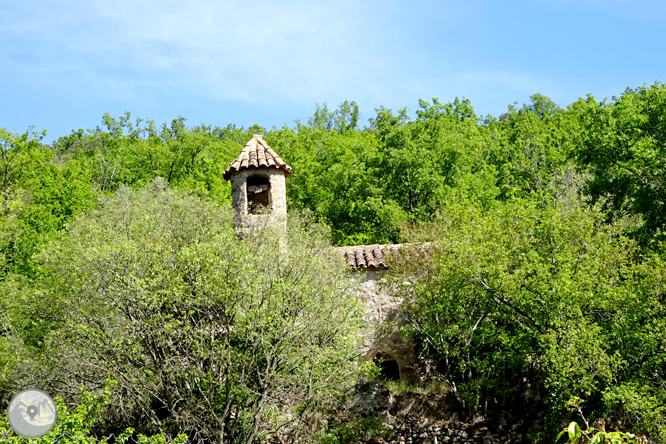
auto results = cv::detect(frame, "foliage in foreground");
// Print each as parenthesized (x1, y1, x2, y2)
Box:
(2, 180, 362, 443)
(391, 199, 666, 439)
(557, 421, 647, 444)
(315, 416, 391, 444)
(575, 82, 666, 248)
(0, 382, 184, 443)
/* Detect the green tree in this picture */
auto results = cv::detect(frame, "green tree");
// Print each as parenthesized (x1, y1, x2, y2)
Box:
(370, 99, 498, 218)
(307, 101, 359, 132)
(0, 127, 95, 278)
(391, 200, 666, 439)
(270, 116, 396, 245)
(575, 82, 666, 247)
(0, 127, 49, 218)
(487, 94, 583, 203)
(52, 113, 243, 203)
(21, 180, 361, 442)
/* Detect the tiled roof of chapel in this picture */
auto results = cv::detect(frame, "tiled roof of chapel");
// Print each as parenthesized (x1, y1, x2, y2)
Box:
(330, 243, 433, 270)
(223, 134, 293, 181)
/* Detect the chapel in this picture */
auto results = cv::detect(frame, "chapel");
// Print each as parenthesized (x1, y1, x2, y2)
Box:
(223, 135, 416, 381)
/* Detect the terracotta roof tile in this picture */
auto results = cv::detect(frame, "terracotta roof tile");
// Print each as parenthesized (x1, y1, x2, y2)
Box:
(223, 134, 293, 181)
(332, 244, 395, 270)
(330, 243, 433, 270)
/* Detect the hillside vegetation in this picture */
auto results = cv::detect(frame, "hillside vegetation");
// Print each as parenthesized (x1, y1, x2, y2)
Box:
(1, 82, 665, 442)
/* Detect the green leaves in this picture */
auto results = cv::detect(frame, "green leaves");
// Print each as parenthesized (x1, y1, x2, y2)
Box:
(20, 182, 361, 442)
(556, 420, 647, 444)
(0, 381, 184, 443)
(575, 82, 666, 247)
(392, 199, 666, 437)
(568, 421, 581, 442)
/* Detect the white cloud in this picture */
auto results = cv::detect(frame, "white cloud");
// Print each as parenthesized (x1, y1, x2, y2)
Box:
(1, 0, 482, 108)
(3, 1, 381, 101)
(1, 0, 661, 136)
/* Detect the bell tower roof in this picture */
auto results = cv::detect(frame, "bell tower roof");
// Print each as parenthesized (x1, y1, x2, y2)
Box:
(223, 134, 293, 181)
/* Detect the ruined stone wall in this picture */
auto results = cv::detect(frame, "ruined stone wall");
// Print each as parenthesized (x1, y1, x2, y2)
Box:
(350, 381, 539, 444)
(350, 270, 417, 381)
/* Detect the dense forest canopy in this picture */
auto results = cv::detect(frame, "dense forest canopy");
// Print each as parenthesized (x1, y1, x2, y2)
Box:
(1, 82, 666, 442)
(1, 85, 664, 257)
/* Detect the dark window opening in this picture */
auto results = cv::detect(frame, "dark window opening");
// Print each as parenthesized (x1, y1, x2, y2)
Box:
(247, 175, 271, 214)
(374, 353, 400, 381)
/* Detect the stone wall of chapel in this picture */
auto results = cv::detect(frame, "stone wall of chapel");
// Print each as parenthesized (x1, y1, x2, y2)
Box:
(230, 168, 287, 234)
(350, 270, 416, 381)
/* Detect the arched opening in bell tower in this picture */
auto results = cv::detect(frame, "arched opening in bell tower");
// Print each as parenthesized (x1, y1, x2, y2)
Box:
(247, 175, 271, 214)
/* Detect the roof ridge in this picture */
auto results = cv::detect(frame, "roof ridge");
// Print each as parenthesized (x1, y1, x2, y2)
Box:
(223, 134, 293, 180)
(329, 242, 432, 270)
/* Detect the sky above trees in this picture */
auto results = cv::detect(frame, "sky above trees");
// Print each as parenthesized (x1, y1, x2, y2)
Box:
(1, 0, 664, 142)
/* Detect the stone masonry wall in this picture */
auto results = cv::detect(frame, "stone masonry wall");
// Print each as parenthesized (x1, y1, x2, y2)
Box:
(230, 168, 287, 234)
(350, 270, 417, 381)
(352, 381, 538, 444)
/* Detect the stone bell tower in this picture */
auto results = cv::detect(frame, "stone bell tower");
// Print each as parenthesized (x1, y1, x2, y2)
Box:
(223, 134, 292, 234)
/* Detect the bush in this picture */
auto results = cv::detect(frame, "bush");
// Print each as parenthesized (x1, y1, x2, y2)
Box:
(12, 179, 362, 442)
(0, 382, 184, 443)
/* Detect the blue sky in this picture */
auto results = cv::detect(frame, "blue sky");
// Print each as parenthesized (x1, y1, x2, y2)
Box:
(1, 0, 664, 143)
